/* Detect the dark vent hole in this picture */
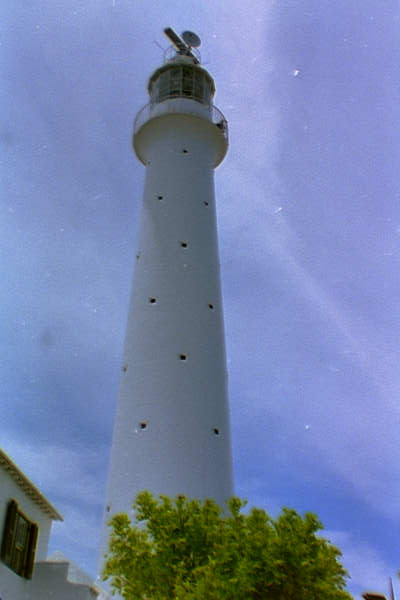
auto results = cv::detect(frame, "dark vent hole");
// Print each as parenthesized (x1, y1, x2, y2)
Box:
(122, 365, 128, 373)
(181, 242, 188, 248)
(149, 297, 157, 304)
(182, 149, 188, 154)
(208, 304, 214, 310)
(213, 428, 220, 435)
(204, 201, 209, 206)
(139, 422, 147, 430)
(179, 354, 187, 361)
(157, 195, 163, 200)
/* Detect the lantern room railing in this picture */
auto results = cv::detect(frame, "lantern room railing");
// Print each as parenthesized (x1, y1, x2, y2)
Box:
(134, 100, 229, 144)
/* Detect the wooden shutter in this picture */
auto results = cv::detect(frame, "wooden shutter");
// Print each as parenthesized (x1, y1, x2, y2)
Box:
(1, 499, 18, 564)
(24, 522, 39, 579)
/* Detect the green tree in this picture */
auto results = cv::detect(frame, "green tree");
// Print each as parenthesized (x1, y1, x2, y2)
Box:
(103, 491, 353, 600)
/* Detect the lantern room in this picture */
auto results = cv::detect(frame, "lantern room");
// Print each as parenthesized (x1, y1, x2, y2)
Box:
(148, 58, 216, 106)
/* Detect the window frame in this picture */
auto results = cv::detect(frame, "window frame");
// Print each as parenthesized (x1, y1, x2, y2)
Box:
(151, 65, 212, 105)
(1, 499, 39, 579)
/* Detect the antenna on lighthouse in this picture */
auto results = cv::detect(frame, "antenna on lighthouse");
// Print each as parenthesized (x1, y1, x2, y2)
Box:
(164, 27, 200, 63)
(181, 31, 201, 48)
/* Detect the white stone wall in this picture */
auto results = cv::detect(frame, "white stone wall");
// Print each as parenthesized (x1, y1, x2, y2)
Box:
(100, 104, 233, 570)
(28, 560, 99, 600)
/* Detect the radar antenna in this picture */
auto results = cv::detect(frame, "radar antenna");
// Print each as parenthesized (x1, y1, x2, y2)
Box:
(182, 31, 201, 48)
(164, 27, 200, 64)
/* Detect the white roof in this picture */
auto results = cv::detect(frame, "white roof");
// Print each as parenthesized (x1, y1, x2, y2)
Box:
(0, 447, 63, 521)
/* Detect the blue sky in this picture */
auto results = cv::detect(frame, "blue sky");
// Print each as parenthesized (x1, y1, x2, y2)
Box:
(1, 1, 400, 598)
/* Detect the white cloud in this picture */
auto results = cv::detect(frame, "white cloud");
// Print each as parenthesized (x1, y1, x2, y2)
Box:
(220, 143, 400, 525)
(235, 474, 283, 517)
(1, 436, 105, 509)
(51, 502, 101, 552)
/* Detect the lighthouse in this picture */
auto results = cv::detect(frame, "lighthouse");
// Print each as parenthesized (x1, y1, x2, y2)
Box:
(100, 28, 233, 561)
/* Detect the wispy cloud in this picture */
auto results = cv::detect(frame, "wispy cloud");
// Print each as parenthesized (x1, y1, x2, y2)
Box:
(1, 436, 106, 509)
(324, 529, 397, 599)
(51, 502, 101, 552)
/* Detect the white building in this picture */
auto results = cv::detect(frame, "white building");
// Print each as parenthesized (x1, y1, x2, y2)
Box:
(100, 29, 233, 570)
(0, 447, 108, 600)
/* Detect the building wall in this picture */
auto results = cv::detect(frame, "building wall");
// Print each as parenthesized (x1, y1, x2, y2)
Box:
(0, 465, 103, 600)
(0, 468, 52, 600)
(28, 561, 98, 600)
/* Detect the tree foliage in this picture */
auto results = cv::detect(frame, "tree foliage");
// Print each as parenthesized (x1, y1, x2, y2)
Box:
(103, 491, 353, 600)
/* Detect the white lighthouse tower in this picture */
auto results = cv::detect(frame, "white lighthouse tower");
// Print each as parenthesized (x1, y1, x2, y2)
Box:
(100, 28, 233, 560)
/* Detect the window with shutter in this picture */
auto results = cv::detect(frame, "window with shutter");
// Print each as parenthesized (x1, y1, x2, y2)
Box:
(0, 500, 39, 579)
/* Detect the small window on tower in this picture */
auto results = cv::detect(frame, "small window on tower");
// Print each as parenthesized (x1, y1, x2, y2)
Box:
(158, 71, 170, 102)
(181, 241, 188, 248)
(182, 66, 194, 97)
(169, 67, 181, 96)
(193, 70, 205, 101)
(139, 422, 147, 430)
(179, 354, 187, 361)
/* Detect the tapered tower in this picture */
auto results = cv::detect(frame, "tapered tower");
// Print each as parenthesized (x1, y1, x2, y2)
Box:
(100, 28, 233, 564)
